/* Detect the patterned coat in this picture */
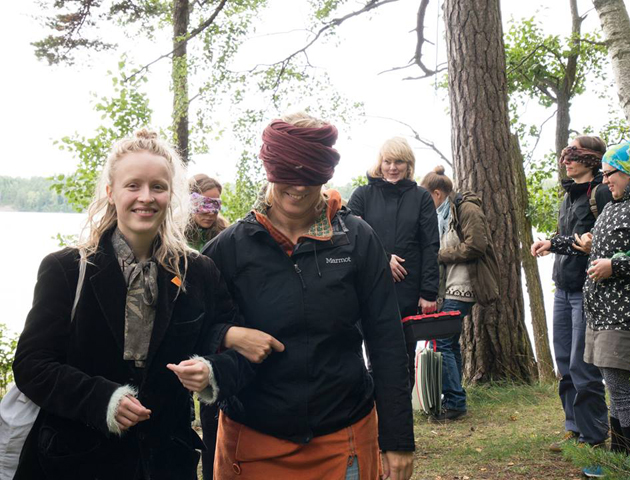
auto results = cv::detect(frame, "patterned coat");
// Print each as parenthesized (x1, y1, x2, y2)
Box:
(583, 186, 630, 331)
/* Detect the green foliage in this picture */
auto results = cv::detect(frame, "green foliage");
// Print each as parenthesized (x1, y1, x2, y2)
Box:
(0, 324, 18, 397)
(33, 0, 169, 65)
(563, 441, 630, 480)
(37, 0, 367, 220)
(221, 153, 264, 223)
(525, 152, 561, 237)
(0, 176, 74, 213)
(351, 175, 367, 188)
(505, 17, 608, 107)
(50, 60, 152, 212)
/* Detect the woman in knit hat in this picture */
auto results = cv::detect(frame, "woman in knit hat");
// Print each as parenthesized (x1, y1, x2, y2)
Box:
(203, 112, 415, 480)
(582, 141, 630, 476)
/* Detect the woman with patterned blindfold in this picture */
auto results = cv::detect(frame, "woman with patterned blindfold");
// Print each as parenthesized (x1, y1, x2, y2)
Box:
(186, 174, 228, 252)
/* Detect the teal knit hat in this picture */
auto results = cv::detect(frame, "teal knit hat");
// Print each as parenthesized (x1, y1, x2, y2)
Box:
(603, 142, 630, 176)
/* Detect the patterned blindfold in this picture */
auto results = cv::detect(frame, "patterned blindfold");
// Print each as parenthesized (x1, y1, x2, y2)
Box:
(191, 192, 222, 215)
(559, 146, 603, 170)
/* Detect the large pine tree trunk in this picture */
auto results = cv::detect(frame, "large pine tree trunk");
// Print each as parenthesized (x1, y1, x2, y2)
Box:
(172, 0, 190, 162)
(444, 0, 536, 383)
(593, 0, 630, 123)
(511, 134, 555, 382)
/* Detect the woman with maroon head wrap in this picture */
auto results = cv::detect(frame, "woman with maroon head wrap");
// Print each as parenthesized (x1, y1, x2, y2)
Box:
(203, 112, 415, 480)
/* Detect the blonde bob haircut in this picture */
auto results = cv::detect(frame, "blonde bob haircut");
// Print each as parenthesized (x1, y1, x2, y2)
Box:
(79, 128, 192, 286)
(263, 111, 328, 212)
(368, 137, 416, 180)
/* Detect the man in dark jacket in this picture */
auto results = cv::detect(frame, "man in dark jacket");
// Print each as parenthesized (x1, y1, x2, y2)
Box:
(531, 136, 612, 451)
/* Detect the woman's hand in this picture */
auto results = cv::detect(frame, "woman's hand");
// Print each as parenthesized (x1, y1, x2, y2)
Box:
(587, 259, 613, 282)
(223, 326, 285, 363)
(418, 298, 437, 314)
(390, 254, 408, 282)
(573, 232, 593, 254)
(530, 239, 551, 257)
(381, 451, 414, 480)
(167, 359, 211, 392)
(115, 395, 151, 432)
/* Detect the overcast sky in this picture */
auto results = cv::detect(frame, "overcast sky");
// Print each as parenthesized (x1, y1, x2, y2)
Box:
(0, 0, 623, 186)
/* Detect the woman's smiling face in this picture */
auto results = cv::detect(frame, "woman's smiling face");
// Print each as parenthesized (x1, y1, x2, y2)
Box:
(602, 162, 630, 200)
(272, 183, 322, 219)
(106, 151, 172, 243)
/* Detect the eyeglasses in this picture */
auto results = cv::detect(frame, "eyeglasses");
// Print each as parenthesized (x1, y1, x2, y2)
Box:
(602, 169, 621, 179)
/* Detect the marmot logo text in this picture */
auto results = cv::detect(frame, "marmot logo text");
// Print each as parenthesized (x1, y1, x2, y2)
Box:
(326, 257, 351, 264)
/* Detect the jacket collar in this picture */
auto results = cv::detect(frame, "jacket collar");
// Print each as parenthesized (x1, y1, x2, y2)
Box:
(561, 173, 603, 194)
(240, 208, 351, 253)
(366, 174, 417, 191)
(88, 227, 179, 371)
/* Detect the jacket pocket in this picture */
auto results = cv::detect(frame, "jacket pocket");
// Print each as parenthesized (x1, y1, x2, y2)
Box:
(148, 430, 202, 479)
(37, 419, 107, 475)
(171, 312, 204, 336)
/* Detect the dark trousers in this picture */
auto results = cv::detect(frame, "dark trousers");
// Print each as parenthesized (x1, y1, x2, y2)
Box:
(200, 403, 219, 479)
(434, 299, 472, 412)
(553, 288, 608, 444)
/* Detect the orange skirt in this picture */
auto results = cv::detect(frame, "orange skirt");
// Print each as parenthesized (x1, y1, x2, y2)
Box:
(214, 407, 381, 480)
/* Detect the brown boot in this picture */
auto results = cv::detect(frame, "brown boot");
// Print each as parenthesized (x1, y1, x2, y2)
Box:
(549, 431, 579, 452)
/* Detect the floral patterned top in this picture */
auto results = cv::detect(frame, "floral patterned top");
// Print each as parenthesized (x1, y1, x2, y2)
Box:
(584, 186, 630, 331)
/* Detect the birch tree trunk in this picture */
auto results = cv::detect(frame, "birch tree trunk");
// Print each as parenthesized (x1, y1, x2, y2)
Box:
(173, 0, 190, 163)
(444, 0, 536, 383)
(593, 0, 630, 123)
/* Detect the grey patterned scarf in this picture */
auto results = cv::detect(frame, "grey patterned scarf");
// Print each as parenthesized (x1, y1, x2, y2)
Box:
(111, 229, 158, 368)
(437, 197, 451, 240)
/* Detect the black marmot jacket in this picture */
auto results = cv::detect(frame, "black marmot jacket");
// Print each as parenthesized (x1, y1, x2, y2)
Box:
(203, 208, 415, 452)
(348, 176, 439, 317)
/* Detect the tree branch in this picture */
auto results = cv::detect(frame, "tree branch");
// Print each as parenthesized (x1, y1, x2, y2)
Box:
(413, 0, 437, 76)
(565, 0, 583, 96)
(526, 109, 558, 163)
(506, 44, 547, 75)
(124, 0, 228, 82)
(369, 115, 452, 167)
(268, 0, 400, 69)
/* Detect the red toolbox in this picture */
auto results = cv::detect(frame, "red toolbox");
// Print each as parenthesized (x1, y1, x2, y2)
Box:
(402, 311, 462, 342)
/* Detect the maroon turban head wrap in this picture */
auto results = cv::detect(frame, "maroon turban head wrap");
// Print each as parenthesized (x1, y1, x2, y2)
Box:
(259, 119, 341, 186)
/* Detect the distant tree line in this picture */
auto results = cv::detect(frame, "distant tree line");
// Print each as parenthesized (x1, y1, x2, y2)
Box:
(0, 176, 74, 213)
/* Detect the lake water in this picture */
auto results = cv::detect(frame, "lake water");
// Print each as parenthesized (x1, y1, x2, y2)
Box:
(0, 211, 87, 336)
(0, 211, 557, 363)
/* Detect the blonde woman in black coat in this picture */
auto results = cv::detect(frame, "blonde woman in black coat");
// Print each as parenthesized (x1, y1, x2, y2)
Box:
(13, 130, 253, 479)
(348, 137, 440, 391)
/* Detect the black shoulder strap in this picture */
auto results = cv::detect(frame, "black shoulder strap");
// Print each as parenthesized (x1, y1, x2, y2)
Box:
(589, 184, 600, 219)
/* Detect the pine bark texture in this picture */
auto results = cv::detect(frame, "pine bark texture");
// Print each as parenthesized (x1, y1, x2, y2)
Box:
(511, 134, 555, 382)
(593, 0, 630, 123)
(173, 0, 190, 163)
(444, 0, 536, 383)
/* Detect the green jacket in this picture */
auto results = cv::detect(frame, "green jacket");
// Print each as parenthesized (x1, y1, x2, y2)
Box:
(438, 191, 500, 306)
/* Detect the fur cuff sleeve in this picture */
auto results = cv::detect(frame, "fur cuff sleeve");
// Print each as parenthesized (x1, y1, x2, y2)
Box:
(106, 385, 138, 436)
(191, 355, 219, 405)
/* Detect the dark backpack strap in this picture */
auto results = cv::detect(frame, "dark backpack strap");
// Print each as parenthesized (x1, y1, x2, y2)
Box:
(589, 184, 600, 219)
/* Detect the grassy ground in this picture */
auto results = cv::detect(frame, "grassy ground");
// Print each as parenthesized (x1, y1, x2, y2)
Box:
(411, 382, 583, 480)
